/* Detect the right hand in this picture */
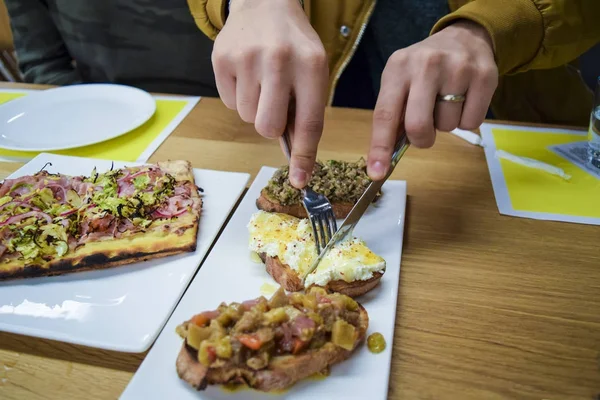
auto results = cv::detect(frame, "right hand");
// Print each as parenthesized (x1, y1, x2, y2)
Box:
(213, 0, 329, 188)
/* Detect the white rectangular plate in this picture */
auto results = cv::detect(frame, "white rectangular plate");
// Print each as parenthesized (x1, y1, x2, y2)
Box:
(0, 153, 250, 352)
(122, 166, 407, 399)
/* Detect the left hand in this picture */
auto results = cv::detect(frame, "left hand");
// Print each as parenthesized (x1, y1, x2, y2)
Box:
(367, 20, 498, 180)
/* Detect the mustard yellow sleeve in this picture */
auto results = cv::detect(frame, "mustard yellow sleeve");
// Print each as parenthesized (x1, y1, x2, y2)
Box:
(431, 0, 600, 76)
(186, 0, 228, 40)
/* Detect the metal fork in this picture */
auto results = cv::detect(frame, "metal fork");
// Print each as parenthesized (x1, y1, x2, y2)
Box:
(279, 131, 338, 255)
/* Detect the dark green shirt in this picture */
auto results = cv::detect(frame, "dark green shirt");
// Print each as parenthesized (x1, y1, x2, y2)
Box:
(6, 0, 218, 97)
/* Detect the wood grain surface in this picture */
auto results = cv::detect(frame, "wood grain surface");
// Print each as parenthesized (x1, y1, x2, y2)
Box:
(0, 83, 598, 400)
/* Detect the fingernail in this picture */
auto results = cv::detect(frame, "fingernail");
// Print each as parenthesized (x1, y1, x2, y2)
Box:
(370, 161, 386, 180)
(290, 168, 307, 188)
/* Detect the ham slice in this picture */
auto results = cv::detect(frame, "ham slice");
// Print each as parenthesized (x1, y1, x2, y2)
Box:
(0, 211, 53, 226)
(0, 176, 38, 197)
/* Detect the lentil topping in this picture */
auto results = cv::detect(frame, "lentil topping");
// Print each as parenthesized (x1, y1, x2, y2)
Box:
(265, 159, 380, 205)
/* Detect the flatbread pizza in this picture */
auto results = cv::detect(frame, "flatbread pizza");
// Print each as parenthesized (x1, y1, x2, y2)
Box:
(0, 160, 202, 281)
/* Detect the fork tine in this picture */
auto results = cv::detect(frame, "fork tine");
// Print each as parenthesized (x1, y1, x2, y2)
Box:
(326, 210, 337, 239)
(309, 214, 322, 254)
(317, 214, 328, 250)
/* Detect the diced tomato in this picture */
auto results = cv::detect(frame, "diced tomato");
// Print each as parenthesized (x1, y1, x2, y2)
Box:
(207, 346, 217, 363)
(191, 314, 209, 327)
(190, 310, 219, 327)
(238, 334, 263, 350)
(292, 338, 307, 354)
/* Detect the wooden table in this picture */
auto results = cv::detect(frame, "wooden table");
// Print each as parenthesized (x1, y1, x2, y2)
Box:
(0, 83, 598, 400)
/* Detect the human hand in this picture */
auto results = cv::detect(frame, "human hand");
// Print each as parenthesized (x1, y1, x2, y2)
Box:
(213, 0, 328, 188)
(367, 20, 498, 180)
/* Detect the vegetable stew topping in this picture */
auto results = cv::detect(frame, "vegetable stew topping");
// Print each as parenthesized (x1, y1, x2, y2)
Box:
(176, 287, 362, 370)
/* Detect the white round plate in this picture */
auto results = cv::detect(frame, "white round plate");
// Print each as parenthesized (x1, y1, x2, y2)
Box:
(0, 84, 156, 151)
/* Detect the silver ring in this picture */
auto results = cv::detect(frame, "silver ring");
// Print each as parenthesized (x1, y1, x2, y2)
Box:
(436, 94, 466, 103)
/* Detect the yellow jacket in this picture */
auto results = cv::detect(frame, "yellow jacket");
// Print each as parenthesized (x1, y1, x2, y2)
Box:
(188, 0, 600, 126)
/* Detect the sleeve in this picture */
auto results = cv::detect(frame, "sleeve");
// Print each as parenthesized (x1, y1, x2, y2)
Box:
(186, 0, 305, 40)
(5, 0, 82, 85)
(186, 0, 228, 40)
(430, 0, 600, 76)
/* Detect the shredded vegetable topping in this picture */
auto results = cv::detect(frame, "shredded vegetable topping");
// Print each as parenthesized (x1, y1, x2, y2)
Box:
(0, 165, 196, 263)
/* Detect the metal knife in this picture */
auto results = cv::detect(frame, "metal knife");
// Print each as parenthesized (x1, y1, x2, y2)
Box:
(301, 134, 410, 281)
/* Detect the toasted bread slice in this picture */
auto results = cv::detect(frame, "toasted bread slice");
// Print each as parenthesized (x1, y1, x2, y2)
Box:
(260, 253, 383, 297)
(257, 189, 354, 219)
(176, 303, 369, 392)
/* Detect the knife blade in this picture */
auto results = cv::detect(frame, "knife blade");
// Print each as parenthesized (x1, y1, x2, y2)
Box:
(301, 134, 410, 281)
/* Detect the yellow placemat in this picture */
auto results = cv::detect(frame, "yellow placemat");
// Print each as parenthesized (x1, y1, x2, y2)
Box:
(480, 123, 600, 225)
(0, 90, 200, 163)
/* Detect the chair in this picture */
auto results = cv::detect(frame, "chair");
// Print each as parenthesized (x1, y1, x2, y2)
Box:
(0, 0, 23, 82)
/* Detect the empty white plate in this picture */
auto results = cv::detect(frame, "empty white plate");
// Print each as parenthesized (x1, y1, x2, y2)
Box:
(0, 84, 156, 151)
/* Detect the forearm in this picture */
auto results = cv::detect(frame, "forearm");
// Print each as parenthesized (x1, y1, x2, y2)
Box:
(5, 0, 82, 85)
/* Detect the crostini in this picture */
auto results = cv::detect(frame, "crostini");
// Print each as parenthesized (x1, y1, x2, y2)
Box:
(247, 211, 385, 297)
(257, 159, 381, 219)
(176, 287, 369, 392)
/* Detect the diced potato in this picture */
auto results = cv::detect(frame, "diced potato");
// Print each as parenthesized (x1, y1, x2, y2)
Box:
(198, 341, 215, 366)
(216, 336, 232, 359)
(306, 311, 323, 326)
(308, 286, 328, 297)
(283, 306, 302, 320)
(289, 292, 304, 306)
(331, 319, 356, 351)
(187, 324, 212, 350)
(175, 323, 188, 339)
(254, 297, 269, 313)
(343, 296, 359, 311)
(216, 304, 242, 327)
(209, 319, 226, 340)
(263, 307, 289, 325)
(268, 287, 289, 309)
(302, 293, 318, 311)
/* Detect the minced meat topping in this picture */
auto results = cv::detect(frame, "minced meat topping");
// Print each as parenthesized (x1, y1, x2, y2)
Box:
(265, 159, 378, 205)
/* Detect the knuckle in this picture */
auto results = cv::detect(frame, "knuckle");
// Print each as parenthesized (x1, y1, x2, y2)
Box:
(237, 95, 254, 108)
(450, 55, 473, 78)
(409, 132, 435, 148)
(255, 119, 284, 138)
(389, 50, 408, 68)
(421, 49, 445, 70)
(370, 143, 393, 156)
(478, 64, 499, 87)
(234, 48, 258, 66)
(211, 50, 230, 69)
(299, 118, 324, 136)
(266, 44, 292, 69)
(459, 118, 483, 131)
(299, 47, 327, 71)
(373, 108, 396, 124)
(294, 151, 318, 164)
(435, 120, 458, 133)
(405, 117, 431, 135)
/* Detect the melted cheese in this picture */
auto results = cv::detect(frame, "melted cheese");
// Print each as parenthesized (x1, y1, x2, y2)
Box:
(247, 211, 385, 287)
